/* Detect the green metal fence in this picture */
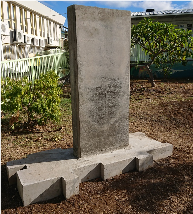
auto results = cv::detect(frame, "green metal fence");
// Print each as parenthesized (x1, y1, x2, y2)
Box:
(130, 44, 193, 79)
(130, 44, 149, 63)
(1, 52, 69, 83)
(130, 44, 193, 63)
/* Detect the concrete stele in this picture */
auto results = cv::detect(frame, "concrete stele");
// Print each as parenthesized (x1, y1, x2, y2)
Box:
(67, 5, 131, 158)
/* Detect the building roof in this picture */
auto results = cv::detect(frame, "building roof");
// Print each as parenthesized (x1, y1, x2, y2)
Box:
(9, 1, 66, 25)
(131, 9, 193, 17)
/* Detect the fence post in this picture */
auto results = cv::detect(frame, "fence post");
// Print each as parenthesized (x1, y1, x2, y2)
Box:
(31, 58, 35, 85)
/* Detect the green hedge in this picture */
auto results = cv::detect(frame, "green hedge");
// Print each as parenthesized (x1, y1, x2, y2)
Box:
(1, 70, 62, 128)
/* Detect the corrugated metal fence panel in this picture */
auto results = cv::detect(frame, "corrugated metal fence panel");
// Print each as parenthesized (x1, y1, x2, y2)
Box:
(130, 45, 149, 62)
(130, 44, 193, 62)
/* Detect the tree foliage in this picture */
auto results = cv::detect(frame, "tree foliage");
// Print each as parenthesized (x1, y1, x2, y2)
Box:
(131, 18, 193, 86)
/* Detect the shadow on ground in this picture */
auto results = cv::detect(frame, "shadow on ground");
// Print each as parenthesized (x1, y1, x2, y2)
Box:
(102, 161, 193, 213)
(2, 161, 193, 213)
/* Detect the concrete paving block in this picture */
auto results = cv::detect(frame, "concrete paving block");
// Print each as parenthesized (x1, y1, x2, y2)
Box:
(101, 158, 135, 180)
(147, 143, 173, 160)
(17, 171, 62, 206)
(62, 174, 79, 199)
(26, 148, 75, 162)
(129, 132, 173, 160)
(75, 162, 102, 182)
(6, 148, 75, 185)
(7, 163, 27, 185)
(135, 154, 153, 172)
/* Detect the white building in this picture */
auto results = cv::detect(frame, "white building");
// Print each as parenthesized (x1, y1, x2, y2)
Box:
(1, 1, 66, 60)
(131, 9, 193, 32)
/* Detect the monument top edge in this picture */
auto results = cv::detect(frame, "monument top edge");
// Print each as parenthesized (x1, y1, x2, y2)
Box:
(67, 4, 131, 16)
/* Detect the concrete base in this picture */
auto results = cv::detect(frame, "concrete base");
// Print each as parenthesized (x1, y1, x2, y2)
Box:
(6, 132, 173, 206)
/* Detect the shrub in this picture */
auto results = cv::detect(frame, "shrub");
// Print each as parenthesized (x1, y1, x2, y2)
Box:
(1, 70, 62, 128)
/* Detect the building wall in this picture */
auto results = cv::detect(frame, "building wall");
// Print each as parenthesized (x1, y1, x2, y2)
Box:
(1, 1, 66, 60)
(131, 13, 193, 33)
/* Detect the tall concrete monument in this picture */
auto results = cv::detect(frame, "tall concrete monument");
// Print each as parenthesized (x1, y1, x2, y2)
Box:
(68, 5, 131, 158)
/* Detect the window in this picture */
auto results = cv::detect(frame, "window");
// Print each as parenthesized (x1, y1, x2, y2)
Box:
(47, 19, 49, 37)
(187, 24, 193, 36)
(7, 2, 12, 29)
(39, 16, 42, 37)
(34, 14, 37, 36)
(49, 21, 52, 37)
(53, 23, 55, 40)
(20, 8, 23, 31)
(24, 9, 28, 33)
(187, 24, 192, 31)
(30, 12, 33, 35)
(12, 4, 16, 29)
(179, 24, 184, 28)
(42, 18, 45, 37)
(1, 1, 4, 22)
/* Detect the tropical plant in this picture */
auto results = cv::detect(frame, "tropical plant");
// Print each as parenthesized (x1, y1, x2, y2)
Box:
(131, 18, 193, 87)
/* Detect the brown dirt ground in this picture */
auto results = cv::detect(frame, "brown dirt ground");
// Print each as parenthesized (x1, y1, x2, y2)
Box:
(1, 79, 193, 214)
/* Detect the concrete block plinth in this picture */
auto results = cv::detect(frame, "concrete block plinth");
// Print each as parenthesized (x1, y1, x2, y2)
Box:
(6, 132, 173, 206)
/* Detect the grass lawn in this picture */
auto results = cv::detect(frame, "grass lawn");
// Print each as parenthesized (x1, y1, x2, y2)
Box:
(1, 80, 193, 213)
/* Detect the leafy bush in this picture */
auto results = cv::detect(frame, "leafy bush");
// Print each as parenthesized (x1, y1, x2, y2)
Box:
(1, 70, 62, 128)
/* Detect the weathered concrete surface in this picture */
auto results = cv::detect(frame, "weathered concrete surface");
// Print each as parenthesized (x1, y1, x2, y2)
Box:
(68, 5, 131, 158)
(6, 132, 173, 206)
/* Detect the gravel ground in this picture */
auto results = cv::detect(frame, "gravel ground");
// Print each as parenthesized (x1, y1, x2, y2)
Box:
(1, 79, 193, 214)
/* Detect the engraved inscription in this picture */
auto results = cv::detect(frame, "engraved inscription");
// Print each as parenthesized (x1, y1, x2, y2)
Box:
(88, 77, 122, 125)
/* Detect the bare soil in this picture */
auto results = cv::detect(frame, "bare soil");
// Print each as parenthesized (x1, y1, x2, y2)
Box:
(1, 80, 193, 214)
